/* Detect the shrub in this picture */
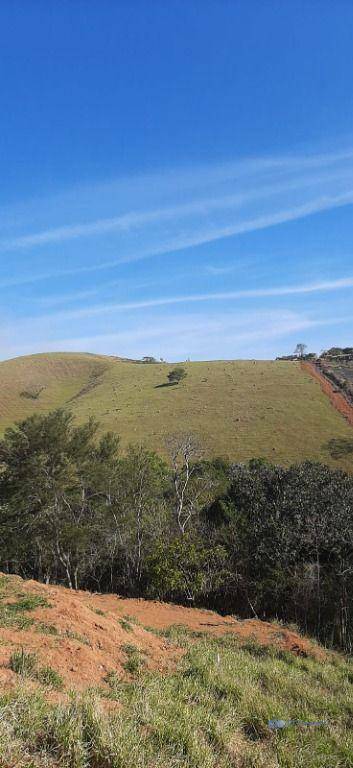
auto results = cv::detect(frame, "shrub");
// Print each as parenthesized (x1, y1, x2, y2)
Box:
(167, 367, 187, 385)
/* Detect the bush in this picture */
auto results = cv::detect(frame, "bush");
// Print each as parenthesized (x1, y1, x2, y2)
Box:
(167, 367, 187, 384)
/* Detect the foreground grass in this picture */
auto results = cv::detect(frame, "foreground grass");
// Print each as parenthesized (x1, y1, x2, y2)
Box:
(0, 352, 352, 469)
(1, 631, 353, 767)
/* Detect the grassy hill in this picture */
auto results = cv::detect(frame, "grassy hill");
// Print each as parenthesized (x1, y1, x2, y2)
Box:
(0, 351, 352, 469)
(1, 573, 353, 767)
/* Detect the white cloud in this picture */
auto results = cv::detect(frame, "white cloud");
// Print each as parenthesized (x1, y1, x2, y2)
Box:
(21, 275, 353, 324)
(206, 264, 236, 275)
(3, 189, 353, 290)
(1, 144, 353, 365)
(2, 162, 352, 252)
(0, 145, 352, 292)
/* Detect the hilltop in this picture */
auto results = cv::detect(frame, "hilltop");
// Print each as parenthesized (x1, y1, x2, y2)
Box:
(0, 351, 352, 469)
(1, 573, 353, 767)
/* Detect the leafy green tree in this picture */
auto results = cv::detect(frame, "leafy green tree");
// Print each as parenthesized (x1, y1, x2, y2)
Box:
(1, 407, 353, 651)
(167, 367, 187, 385)
(209, 460, 353, 648)
(0, 410, 119, 588)
(100, 445, 170, 594)
(146, 535, 228, 603)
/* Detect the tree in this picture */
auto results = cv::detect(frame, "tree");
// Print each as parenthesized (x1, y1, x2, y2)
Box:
(166, 435, 215, 535)
(101, 446, 169, 594)
(146, 535, 228, 603)
(294, 343, 307, 358)
(167, 367, 187, 385)
(0, 410, 120, 589)
(3, 406, 353, 651)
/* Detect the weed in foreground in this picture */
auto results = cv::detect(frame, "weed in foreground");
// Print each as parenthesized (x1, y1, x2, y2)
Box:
(37, 665, 64, 690)
(9, 648, 64, 690)
(2, 637, 353, 766)
(7, 595, 51, 612)
(121, 643, 146, 676)
(35, 621, 59, 636)
(9, 648, 38, 677)
(119, 618, 134, 633)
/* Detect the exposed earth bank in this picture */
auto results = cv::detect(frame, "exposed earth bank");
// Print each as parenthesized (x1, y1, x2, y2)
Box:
(0, 573, 325, 694)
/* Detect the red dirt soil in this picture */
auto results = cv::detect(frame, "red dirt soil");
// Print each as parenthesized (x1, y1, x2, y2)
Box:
(301, 361, 353, 428)
(0, 574, 326, 695)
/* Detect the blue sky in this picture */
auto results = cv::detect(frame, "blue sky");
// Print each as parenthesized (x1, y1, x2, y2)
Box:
(1, 0, 353, 361)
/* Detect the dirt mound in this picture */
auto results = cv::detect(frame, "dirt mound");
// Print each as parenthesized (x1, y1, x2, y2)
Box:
(0, 574, 325, 695)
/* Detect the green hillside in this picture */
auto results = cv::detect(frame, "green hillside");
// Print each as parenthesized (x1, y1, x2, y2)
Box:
(0, 351, 352, 469)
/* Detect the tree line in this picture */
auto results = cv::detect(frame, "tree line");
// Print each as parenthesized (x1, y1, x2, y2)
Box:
(0, 409, 353, 651)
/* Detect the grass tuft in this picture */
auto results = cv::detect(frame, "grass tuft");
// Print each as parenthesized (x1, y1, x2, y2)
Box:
(65, 629, 91, 646)
(35, 621, 59, 636)
(121, 643, 146, 676)
(9, 648, 64, 690)
(7, 595, 51, 612)
(0, 592, 51, 631)
(119, 618, 134, 633)
(9, 648, 38, 677)
(2, 633, 353, 766)
(37, 665, 64, 690)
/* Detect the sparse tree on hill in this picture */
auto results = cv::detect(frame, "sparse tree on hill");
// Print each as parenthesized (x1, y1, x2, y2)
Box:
(167, 367, 187, 385)
(294, 343, 307, 358)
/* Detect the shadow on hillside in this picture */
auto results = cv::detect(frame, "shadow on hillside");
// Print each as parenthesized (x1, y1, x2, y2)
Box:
(325, 437, 353, 459)
(154, 382, 178, 389)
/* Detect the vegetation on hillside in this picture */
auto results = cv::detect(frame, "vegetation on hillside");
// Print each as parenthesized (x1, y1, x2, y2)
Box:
(317, 356, 353, 405)
(0, 352, 352, 470)
(167, 366, 187, 385)
(1, 409, 353, 652)
(1, 631, 353, 767)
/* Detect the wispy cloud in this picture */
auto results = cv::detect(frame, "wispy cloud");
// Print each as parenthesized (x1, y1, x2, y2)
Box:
(0, 146, 352, 285)
(2, 145, 353, 362)
(206, 264, 236, 275)
(17, 275, 353, 324)
(3, 190, 353, 289)
(34, 278, 158, 307)
(2, 163, 353, 252)
(1, 145, 352, 229)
